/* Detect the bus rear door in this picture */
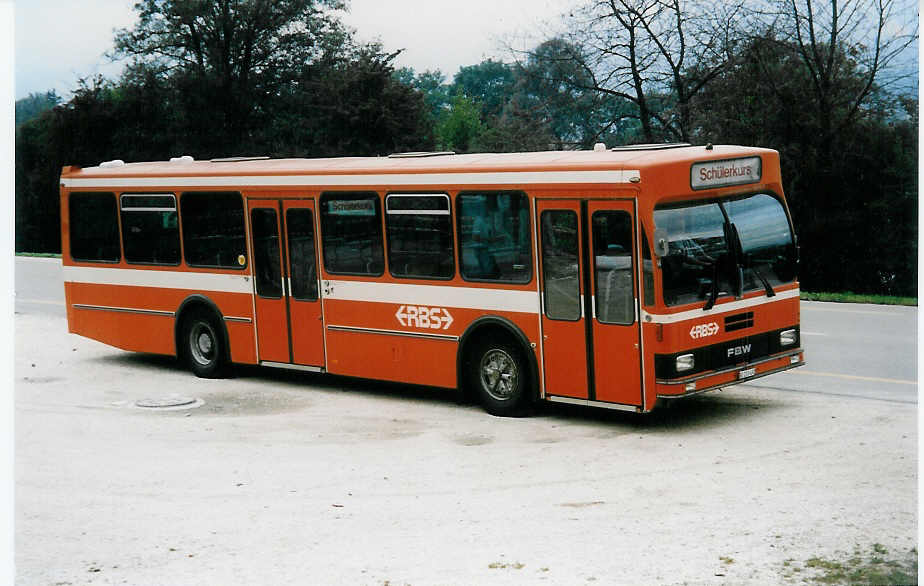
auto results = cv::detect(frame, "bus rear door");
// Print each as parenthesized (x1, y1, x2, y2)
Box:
(248, 198, 325, 367)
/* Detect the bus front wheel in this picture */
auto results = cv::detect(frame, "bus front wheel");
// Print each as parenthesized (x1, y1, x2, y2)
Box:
(470, 341, 530, 417)
(181, 311, 227, 378)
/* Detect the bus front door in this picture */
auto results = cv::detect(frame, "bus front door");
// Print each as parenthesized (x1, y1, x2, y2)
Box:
(248, 199, 325, 367)
(538, 199, 642, 406)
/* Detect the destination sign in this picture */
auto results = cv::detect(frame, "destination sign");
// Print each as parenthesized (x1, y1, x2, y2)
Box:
(328, 199, 375, 216)
(691, 156, 761, 190)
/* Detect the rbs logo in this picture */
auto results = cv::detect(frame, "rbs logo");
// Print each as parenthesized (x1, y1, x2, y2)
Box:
(689, 322, 719, 339)
(395, 305, 454, 330)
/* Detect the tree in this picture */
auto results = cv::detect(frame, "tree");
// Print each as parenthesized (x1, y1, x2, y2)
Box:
(108, 0, 435, 157)
(436, 94, 485, 152)
(689, 32, 917, 296)
(15, 76, 177, 253)
(451, 60, 517, 121)
(15, 0, 438, 253)
(111, 0, 349, 145)
(394, 67, 451, 124)
(396, 60, 561, 153)
(743, 0, 918, 295)
(516, 38, 637, 148)
(473, 93, 557, 152)
(270, 47, 435, 157)
(16, 115, 57, 253)
(15, 91, 60, 127)
(764, 0, 917, 147)
(533, 0, 745, 143)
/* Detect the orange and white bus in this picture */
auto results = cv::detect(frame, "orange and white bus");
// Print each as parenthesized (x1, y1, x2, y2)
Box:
(60, 144, 803, 415)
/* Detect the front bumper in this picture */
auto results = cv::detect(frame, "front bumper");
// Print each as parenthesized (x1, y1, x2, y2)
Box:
(655, 348, 804, 399)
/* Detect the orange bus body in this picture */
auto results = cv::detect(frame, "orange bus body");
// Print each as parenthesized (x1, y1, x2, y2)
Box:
(60, 145, 804, 414)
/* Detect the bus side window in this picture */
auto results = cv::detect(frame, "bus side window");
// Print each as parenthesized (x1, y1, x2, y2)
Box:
(385, 194, 453, 279)
(458, 191, 531, 283)
(180, 192, 247, 269)
(69, 192, 121, 263)
(320, 192, 384, 276)
(120, 193, 180, 265)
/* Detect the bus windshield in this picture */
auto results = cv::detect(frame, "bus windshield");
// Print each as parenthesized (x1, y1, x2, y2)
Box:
(655, 193, 797, 307)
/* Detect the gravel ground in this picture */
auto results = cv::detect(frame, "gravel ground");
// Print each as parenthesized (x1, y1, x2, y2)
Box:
(15, 311, 917, 585)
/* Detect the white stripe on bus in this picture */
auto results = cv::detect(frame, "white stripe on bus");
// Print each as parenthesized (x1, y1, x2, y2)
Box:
(61, 266, 541, 313)
(60, 169, 642, 189)
(63, 265, 254, 294)
(62, 265, 799, 323)
(325, 280, 540, 314)
(640, 288, 800, 324)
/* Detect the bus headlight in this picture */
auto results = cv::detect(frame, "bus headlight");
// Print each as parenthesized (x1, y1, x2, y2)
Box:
(676, 354, 695, 372)
(780, 329, 797, 346)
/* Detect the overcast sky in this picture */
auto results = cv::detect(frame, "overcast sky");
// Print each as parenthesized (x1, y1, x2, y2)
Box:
(13, 0, 574, 100)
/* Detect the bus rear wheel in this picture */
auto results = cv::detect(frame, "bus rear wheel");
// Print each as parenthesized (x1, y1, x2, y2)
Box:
(181, 310, 227, 378)
(470, 341, 530, 416)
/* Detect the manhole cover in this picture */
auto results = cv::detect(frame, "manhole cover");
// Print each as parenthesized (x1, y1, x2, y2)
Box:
(135, 396, 203, 410)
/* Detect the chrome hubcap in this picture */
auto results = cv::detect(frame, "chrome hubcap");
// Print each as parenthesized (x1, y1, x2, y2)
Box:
(197, 332, 213, 355)
(189, 323, 216, 365)
(480, 349, 518, 401)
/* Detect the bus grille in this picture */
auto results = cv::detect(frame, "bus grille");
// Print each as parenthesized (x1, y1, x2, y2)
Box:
(724, 312, 754, 332)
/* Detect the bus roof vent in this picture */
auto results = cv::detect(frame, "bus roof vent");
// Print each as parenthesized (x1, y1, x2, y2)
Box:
(388, 151, 456, 158)
(169, 155, 195, 164)
(99, 159, 125, 168)
(210, 156, 270, 163)
(610, 143, 692, 151)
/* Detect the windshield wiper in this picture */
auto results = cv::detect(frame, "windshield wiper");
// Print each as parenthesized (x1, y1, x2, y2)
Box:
(751, 264, 775, 297)
(729, 222, 774, 298)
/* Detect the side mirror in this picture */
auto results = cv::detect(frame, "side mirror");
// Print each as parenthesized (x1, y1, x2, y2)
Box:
(652, 228, 670, 257)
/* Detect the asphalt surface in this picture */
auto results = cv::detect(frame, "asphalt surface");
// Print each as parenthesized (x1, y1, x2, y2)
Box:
(13, 257, 918, 584)
(14, 256, 65, 317)
(748, 301, 917, 404)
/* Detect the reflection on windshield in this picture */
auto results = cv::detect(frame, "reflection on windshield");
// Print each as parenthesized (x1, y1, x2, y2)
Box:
(655, 203, 734, 306)
(724, 194, 797, 290)
(654, 193, 796, 307)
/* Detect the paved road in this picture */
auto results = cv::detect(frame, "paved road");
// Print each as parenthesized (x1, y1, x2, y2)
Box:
(747, 301, 917, 404)
(17, 257, 917, 404)
(14, 256, 65, 317)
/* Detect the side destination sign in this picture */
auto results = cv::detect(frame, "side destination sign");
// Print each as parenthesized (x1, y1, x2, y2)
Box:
(691, 156, 761, 190)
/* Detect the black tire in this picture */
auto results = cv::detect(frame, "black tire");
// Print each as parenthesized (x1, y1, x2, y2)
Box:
(468, 340, 531, 417)
(181, 310, 227, 378)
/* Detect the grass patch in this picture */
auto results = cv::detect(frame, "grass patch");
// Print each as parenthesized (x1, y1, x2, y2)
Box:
(784, 544, 917, 585)
(488, 561, 524, 570)
(801, 291, 917, 306)
(15, 252, 61, 258)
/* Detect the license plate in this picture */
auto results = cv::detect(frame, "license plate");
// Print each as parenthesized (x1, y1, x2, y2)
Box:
(738, 367, 756, 380)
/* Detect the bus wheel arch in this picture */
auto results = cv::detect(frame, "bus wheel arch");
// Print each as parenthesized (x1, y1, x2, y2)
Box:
(175, 295, 231, 378)
(457, 317, 539, 416)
